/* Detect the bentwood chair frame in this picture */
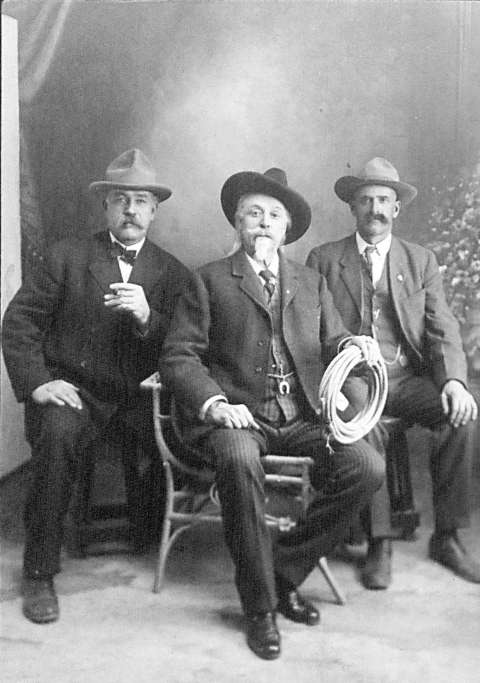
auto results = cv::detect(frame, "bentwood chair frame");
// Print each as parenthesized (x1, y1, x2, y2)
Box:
(145, 372, 346, 605)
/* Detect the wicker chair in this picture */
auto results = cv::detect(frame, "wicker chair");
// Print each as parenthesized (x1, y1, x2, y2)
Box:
(143, 372, 346, 605)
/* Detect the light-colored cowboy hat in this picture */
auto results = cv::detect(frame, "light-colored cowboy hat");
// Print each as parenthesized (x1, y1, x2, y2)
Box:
(89, 149, 172, 202)
(220, 167, 312, 245)
(334, 157, 417, 206)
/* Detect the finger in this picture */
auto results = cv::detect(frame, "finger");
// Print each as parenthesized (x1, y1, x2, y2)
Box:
(440, 391, 450, 416)
(48, 395, 66, 406)
(448, 396, 460, 427)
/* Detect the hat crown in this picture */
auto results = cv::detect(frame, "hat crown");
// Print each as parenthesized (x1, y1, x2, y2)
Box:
(359, 157, 400, 183)
(263, 167, 288, 187)
(105, 148, 157, 186)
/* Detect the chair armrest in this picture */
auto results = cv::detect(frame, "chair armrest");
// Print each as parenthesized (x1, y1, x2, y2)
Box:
(140, 371, 162, 392)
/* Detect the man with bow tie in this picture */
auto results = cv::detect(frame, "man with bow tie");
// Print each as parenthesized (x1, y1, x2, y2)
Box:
(306, 157, 479, 590)
(2, 149, 191, 623)
(160, 167, 384, 660)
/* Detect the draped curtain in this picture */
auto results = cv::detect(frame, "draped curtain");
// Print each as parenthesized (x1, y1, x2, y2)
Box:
(5, 0, 73, 272)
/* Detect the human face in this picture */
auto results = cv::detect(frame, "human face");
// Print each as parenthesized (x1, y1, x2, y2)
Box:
(104, 189, 158, 246)
(235, 194, 290, 265)
(350, 185, 400, 244)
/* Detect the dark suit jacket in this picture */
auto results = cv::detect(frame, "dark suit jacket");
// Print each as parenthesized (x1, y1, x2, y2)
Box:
(2, 231, 191, 415)
(306, 233, 467, 389)
(160, 249, 350, 442)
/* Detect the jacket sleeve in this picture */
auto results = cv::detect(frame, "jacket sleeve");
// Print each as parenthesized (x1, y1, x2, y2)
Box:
(318, 274, 351, 365)
(422, 250, 468, 387)
(159, 271, 227, 420)
(2, 256, 62, 401)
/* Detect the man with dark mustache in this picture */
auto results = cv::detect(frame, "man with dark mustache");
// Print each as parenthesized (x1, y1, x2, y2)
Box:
(160, 167, 384, 660)
(2, 149, 191, 623)
(306, 157, 479, 589)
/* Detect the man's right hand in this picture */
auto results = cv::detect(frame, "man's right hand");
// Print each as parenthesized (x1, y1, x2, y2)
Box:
(31, 380, 83, 410)
(205, 401, 260, 430)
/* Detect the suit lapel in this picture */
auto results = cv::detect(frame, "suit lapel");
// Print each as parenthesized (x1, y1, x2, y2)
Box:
(279, 253, 298, 310)
(128, 239, 162, 294)
(388, 237, 409, 301)
(232, 250, 270, 313)
(88, 232, 123, 294)
(339, 235, 362, 316)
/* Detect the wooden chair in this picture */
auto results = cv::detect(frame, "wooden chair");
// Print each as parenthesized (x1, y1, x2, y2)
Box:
(68, 410, 162, 557)
(382, 416, 420, 539)
(145, 372, 346, 605)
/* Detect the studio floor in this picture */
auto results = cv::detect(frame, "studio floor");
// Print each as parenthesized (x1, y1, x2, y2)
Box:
(1, 432, 480, 683)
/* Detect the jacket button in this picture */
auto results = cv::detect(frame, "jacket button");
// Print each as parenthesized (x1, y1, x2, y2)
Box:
(258, 340, 265, 347)
(80, 360, 87, 368)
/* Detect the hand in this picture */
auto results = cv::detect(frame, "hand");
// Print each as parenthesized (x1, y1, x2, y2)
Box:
(347, 335, 382, 364)
(441, 379, 478, 428)
(205, 401, 260, 430)
(31, 380, 83, 410)
(104, 283, 151, 330)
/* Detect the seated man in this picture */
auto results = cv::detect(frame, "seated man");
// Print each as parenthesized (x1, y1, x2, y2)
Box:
(2, 149, 192, 623)
(306, 157, 479, 589)
(160, 167, 384, 660)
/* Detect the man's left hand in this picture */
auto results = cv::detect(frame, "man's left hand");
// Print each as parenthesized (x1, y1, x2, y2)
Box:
(347, 335, 382, 364)
(441, 379, 478, 427)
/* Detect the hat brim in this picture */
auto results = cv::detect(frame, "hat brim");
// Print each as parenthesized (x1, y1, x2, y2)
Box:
(334, 176, 417, 206)
(89, 181, 172, 203)
(220, 172, 311, 245)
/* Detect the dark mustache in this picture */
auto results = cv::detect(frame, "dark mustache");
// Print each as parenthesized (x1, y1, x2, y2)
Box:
(366, 213, 388, 224)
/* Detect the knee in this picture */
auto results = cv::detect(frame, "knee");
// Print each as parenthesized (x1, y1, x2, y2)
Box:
(354, 440, 385, 494)
(37, 405, 91, 455)
(208, 429, 263, 481)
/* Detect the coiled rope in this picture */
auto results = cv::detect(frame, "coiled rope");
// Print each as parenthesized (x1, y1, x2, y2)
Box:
(318, 344, 388, 449)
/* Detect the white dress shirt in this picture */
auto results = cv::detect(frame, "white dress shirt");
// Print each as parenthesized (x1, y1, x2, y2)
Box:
(355, 232, 392, 288)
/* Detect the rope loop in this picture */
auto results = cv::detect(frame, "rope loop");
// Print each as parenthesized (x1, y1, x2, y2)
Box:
(318, 345, 388, 445)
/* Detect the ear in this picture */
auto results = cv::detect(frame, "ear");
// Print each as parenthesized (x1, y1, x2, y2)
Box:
(393, 200, 400, 217)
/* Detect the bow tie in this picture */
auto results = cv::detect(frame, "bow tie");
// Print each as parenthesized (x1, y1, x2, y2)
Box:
(110, 242, 138, 266)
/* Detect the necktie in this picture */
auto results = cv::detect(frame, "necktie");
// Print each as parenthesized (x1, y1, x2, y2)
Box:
(259, 268, 276, 301)
(110, 242, 137, 266)
(363, 245, 377, 280)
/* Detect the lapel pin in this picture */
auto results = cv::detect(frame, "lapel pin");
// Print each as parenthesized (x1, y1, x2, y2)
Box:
(397, 274, 404, 282)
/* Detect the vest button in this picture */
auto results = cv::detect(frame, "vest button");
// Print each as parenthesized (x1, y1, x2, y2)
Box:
(255, 367, 262, 373)
(80, 360, 87, 368)
(258, 340, 265, 346)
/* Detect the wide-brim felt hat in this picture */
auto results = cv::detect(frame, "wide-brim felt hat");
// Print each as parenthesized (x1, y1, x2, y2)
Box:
(221, 167, 312, 245)
(334, 157, 417, 206)
(89, 148, 172, 202)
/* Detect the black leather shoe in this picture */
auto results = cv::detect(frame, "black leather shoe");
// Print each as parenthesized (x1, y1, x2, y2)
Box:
(277, 589, 320, 626)
(361, 538, 392, 590)
(22, 576, 59, 624)
(429, 532, 480, 583)
(246, 612, 281, 660)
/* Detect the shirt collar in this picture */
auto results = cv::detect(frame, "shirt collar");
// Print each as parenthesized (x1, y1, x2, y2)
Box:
(109, 231, 146, 253)
(355, 231, 392, 257)
(245, 251, 280, 277)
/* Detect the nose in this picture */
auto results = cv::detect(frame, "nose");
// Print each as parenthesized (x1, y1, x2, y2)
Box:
(260, 213, 270, 228)
(371, 199, 382, 214)
(124, 199, 136, 215)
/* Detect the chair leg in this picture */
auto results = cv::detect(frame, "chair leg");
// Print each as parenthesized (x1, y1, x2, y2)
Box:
(153, 462, 175, 593)
(318, 556, 346, 605)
